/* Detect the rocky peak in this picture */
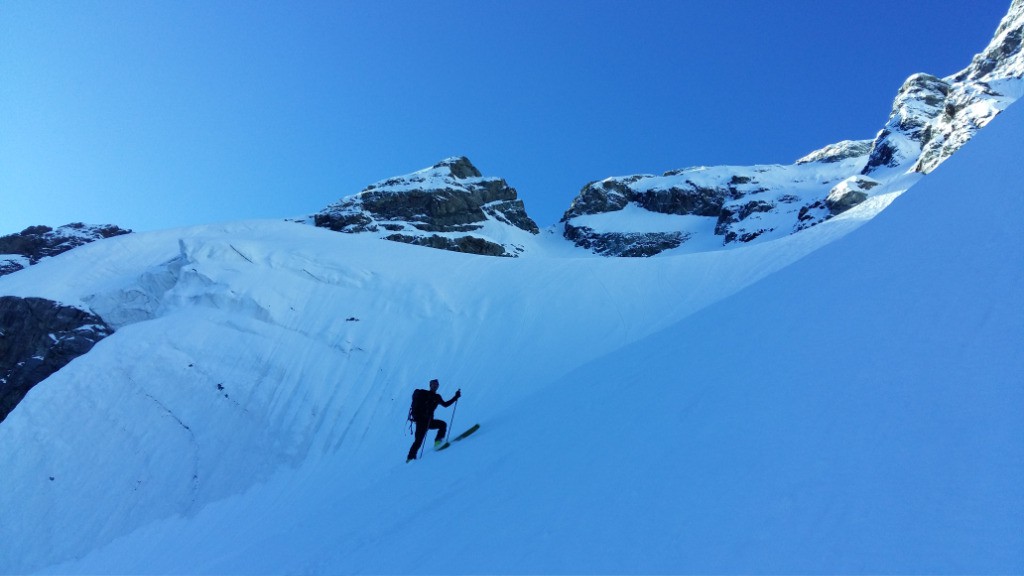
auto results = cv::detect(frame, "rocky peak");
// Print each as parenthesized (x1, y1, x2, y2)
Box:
(861, 73, 951, 175)
(434, 156, 483, 179)
(951, 0, 1023, 83)
(912, 0, 1024, 173)
(863, 2, 1023, 176)
(314, 157, 539, 257)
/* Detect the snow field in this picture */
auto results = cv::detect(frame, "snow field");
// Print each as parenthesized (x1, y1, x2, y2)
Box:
(0, 105, 1020, 574)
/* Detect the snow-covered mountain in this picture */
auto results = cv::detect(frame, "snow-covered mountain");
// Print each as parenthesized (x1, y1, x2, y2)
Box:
(0, 3, 1021, 574)
(561, 0, 1023, 256)
(311, 156, 540, 257)
(1, 75, 1019, 576)
(305, 0, 1022, 260)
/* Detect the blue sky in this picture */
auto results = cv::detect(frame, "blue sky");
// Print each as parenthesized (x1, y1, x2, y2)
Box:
(0, 0, 1013, 233)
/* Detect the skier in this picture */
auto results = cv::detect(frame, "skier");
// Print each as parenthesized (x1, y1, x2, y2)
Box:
(407, 378, 461, 461)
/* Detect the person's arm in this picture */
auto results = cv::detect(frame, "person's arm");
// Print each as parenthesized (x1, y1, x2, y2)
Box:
(440, 389, 461, 407)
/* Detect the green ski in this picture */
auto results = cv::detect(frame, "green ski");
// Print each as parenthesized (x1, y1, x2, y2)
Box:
(436, 423, 480, 451)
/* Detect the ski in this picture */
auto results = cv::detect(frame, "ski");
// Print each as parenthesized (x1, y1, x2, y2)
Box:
(436, 423, 480, 451)
(452, 423, 480, 441)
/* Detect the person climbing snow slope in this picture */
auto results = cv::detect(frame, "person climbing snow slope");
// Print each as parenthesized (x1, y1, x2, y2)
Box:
(407, 378, 461, 461)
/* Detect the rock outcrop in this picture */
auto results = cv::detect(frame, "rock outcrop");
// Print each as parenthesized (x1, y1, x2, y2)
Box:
(0, 296, 113, 423)
(825, 176, 881, 215)
(861, 73, 951, 175)
(559, 151, 869, 256)
(913, 0, 1024, 173)
(563, 225, 689, 257)
(794, 140, 873, 165)
(314, 157, 538, 257)
(0, 223, 132, 277)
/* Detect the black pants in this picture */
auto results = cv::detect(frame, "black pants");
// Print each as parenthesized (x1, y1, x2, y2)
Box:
(408, 419, 447, 459)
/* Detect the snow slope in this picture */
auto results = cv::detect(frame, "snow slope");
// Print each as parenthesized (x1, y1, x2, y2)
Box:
(0, 183, 893, 571)
(2, 105, 1021, 574)
(196, 92, 1020, 574)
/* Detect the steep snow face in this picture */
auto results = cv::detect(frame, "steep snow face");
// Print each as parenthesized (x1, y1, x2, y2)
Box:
(561, 1, 1023, 257)
(27, 75, 1024, 576)
(0, 182, 899, 572)
(312, 157, 540, 257)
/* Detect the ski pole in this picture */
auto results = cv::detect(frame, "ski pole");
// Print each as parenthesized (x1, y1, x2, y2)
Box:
(447, 399, 458, 443)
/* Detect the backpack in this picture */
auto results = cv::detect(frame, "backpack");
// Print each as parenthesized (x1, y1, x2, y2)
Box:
(408, 389, 433, 422)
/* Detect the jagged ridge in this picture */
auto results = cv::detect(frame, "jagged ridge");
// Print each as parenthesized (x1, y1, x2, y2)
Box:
(559, 1, 1023, 257)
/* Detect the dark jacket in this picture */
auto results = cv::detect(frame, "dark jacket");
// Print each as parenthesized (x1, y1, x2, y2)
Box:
(410, 389, 458, 422)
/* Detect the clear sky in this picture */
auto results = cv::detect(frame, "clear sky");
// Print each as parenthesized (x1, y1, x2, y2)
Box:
(0, 0, 1014, 233)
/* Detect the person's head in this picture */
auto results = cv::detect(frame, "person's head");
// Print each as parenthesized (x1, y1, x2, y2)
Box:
(429, 379, 439, 392)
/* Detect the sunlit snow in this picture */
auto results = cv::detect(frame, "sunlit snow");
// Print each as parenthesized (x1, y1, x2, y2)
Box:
(0, 101, 1019, 573)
